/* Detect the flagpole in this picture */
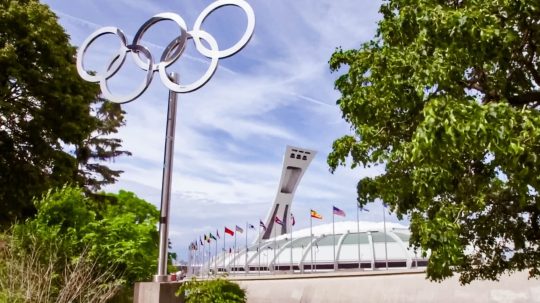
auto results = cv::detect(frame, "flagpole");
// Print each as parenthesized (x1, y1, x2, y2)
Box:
(383, 204, 388, 270)
(258, 222, 261, 276)
(192, 244, 195, 275)
(273, 223, 276, 273)
(188, 246, 191, 277)
(215, 236, 218, 275)
(234, 230, 237, 275)
(245, 222, 248, 275)
(223, 228, 226, 274)
(290, 217, 293, 274)
(357, 205, 361, 270)
(201, 239, 206, 278)
(310, 213, 313, 273)
(332, 209, 336, 271)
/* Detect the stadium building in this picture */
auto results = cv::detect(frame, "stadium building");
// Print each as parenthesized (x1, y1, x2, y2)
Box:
(190, 146, 427, 276)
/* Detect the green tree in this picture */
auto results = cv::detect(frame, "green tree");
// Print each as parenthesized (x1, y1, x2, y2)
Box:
(17, 186, 159, 285)
(3, 186, 164, 302)
(328, 0, 540, 283)
(0, 0, 130, 227)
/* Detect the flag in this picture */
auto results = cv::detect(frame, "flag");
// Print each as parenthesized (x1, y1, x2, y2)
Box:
(333, 206, 346, 217)
(275, 216, 283, 226)
(310, 209, 323, 220)
(210, 233, 217, 241)
(290, 213, 296, 226)
(236, 225, 244, 234)
(248, 223, 255, 229)
(260, 220, 267, 231)
(229, 247, 232, 254)
(216, 229, 221, 239)
(359, 206, 370, 212)
(199, 237, 203, 246)
(225, 227, 234, 236)
(205, 234, 211, 243)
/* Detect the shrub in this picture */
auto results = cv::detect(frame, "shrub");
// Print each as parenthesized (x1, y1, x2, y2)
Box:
(177, 278, 246, 303)
(0, 231, 121, 302)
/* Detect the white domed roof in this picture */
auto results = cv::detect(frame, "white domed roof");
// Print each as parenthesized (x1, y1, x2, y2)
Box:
(195, 221, 427, 275)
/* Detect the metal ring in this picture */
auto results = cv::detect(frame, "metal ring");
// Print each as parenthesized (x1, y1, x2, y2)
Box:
(76, 27, 128, 82)
(192, 0, 255, 59)
(100, 44, 154, 104)
(131, 13, 189, 71)
(76, 1, 255, 103)
(158, 30, 219, 93)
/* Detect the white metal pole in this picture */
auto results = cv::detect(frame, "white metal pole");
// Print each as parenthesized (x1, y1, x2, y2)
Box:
(215, 237, 218, 275)
(273, 223, 276, 273)
(290, 219, 293, 274)
(155, 73, 178, 282)
(258, 223, 261, 275)
(357, 206, 361, 270)
(202, 242, 205, 278)
(310, 214, 313, 273)
(234, 231, 237, 275)
(383, 205, 388, 270)
(245, 222, 248, 275)
(332, 211, 336, 271)
(223, 230, 226, 274)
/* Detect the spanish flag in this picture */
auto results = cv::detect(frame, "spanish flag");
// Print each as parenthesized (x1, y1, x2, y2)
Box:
(310, 209, 323, 220)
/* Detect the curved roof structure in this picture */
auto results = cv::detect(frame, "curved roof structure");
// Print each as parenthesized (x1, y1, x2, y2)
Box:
(197, 221, 427, 275)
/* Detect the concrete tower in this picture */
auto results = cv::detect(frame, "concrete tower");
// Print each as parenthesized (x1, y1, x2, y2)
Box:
(260, 145, 316, 240)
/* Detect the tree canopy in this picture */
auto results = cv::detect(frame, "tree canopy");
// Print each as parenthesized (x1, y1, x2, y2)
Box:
(328, 0, 540, 283)
(0, 0, 130, 227)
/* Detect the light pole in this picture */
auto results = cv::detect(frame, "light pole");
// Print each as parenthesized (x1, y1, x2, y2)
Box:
(75, 0, 255, 282)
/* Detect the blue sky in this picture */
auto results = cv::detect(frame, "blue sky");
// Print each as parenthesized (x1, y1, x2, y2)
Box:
(42, 0, 403, 260)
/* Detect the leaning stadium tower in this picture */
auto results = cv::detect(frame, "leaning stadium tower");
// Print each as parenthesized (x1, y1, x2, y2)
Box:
(259, 145, 317, 240)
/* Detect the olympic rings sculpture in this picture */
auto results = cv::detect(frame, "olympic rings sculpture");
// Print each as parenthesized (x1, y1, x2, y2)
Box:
(76, 0, 255, 103)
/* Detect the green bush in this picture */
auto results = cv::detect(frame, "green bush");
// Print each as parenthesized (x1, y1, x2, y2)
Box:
(17, 186, 160, 284)
(177, 278, 246, 303)
(1, 185, 161, 302)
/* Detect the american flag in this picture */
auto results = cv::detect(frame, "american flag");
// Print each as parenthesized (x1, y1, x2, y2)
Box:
(275, 216, 283, 226)
(333, 206, 346, 217)
(260, 220, 267, 231)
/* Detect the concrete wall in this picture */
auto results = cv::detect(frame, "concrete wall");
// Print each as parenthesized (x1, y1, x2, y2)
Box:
(232, 270, 540, 303)
(134, 282, 182, 303)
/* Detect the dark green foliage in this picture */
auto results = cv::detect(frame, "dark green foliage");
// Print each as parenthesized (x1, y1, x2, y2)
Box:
(177, 278, 247, 303)
(329, 0, 540, 283)
(0, 0, 130, 227)
(15, 186, 159, 285)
